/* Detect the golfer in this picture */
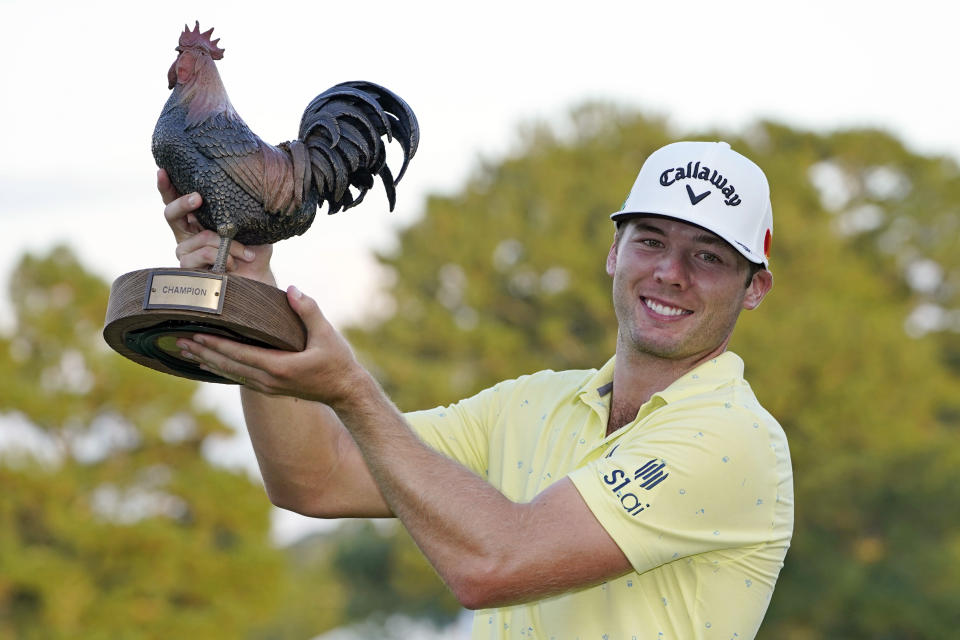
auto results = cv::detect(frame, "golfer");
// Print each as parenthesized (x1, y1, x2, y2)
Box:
(162, 140, 793, 639)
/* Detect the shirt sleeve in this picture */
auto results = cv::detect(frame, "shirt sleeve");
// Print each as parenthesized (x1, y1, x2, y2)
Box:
(404, 381, 510, 480)
(568, 403, 784, 575)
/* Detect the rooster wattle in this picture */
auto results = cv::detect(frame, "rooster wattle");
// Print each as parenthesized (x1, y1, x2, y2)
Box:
(152, 22, 419, 272)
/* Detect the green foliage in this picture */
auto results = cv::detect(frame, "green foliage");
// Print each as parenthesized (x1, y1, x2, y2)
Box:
(326, 520, 460, 626)
(4, 104, 959, 638)
(0, 247, 310, 639)
(345, 105, 960, 637)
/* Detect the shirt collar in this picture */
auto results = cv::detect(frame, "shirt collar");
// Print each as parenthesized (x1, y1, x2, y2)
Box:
(578, 351, 745, 406)
(651, 351, 745, 403)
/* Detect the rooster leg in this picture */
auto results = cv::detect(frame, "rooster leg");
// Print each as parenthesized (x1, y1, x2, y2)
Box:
(211, 222, 238, 274)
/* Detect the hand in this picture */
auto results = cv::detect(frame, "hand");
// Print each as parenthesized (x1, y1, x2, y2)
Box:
(157, 169, 276, 285)
(177, 286, 371, 406)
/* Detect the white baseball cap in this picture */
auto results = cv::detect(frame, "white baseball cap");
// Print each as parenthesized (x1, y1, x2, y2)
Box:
(610, 141, 773, 267)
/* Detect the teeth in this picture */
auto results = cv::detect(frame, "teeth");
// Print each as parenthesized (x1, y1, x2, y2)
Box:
(645, 298, 689, 317)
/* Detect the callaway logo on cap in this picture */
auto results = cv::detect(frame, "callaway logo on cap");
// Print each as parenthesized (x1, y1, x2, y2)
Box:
(610, 141, 773, 266)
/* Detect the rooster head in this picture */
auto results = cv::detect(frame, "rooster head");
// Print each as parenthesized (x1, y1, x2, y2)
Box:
(167, 22, 225, 90)
(164, 22, 236, 126)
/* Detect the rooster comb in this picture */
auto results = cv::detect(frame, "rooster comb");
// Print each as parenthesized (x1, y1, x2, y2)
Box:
(178, 21, 225, 59)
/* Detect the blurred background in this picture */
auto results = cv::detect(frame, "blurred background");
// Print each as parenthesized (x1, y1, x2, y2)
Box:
(2, 0, 958, 637)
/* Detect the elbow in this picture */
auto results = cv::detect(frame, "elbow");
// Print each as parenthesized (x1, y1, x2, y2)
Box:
(446, 557, 518, 611)
(262, 481, 332, 519)
(449, 574, 494, 611)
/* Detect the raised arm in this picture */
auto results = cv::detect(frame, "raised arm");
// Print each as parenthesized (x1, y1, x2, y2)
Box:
(175, 284, 633, 609)
(161, 171, 632, 606)
(158, 170, 391, 518)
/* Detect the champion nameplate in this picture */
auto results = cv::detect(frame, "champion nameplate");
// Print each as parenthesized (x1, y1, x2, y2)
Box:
(145, 271, 225, 313)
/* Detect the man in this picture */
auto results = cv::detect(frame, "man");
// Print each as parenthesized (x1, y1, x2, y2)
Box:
(163, 140, 793, 639)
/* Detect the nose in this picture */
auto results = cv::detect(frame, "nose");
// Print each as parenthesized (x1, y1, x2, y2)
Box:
(653, 250, 690, 289)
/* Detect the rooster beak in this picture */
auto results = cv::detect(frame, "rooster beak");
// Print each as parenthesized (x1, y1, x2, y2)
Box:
(167, 60, 177, 90)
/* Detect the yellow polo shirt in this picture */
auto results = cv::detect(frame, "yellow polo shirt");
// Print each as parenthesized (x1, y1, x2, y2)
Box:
(406, 351, 793, 640)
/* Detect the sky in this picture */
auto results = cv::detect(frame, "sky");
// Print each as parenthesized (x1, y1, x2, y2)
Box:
(2, 0, 959, 544)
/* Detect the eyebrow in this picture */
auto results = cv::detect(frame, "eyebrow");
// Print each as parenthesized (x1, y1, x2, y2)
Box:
(630, 220, 738, 256)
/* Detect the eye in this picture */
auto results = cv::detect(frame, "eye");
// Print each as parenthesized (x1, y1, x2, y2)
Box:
(636, 237, 664, 248)
(697, 251, 723, 264)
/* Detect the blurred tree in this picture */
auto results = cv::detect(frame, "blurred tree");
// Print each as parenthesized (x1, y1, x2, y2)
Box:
(343, 105, 960, 637)
(0, 248, 342, 639)
(326, 520, 459, 626)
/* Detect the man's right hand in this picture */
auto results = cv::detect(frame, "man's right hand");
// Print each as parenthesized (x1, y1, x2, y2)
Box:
(157, 169, 276, 286)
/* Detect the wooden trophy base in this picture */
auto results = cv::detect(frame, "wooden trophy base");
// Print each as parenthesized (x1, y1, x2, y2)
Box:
(103, 268, 306, 384)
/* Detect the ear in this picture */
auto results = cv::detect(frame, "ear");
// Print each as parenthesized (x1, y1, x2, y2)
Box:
(606, 237, 619, 277)
(743, 269, 773, 310)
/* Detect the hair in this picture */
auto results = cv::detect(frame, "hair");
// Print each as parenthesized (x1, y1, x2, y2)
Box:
(744, 260, 765, 287)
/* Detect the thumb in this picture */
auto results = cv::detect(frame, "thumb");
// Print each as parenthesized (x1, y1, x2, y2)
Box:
(286, 286, 328, 343)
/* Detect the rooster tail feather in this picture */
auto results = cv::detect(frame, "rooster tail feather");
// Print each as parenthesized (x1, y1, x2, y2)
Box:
(350, 189, 369, 209)
(312, 143, 349, 205)
(339, 121, 383, 172)
(297, 81, 418, 214)
(308, 149, 334, 206)
(387, 113, 414, 184)
(340, 81, 419, 151)
(300, 115, 342, 147)
(340, 81, 419, 184)
(378, 164, 396, 211)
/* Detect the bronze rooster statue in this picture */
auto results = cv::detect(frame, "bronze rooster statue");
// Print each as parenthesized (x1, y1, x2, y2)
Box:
(152, 22, 419, 272)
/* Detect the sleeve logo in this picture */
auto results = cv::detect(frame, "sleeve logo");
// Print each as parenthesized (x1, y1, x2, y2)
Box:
(602, 458, 669, 517)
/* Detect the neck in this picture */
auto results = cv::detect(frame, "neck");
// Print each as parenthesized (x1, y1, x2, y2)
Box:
(176, 54, 237, 127)
(605, 334, 729, 435)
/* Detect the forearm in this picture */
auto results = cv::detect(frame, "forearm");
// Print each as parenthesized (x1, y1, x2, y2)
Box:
(176, 285, 629, 607)
(240, 388, 391, 518)
(331, 373, 586, 608)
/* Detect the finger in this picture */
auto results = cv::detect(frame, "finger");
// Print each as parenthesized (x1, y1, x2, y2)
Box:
(287, 286, 326, 334)
(175, 229, 221, 258)
(286, 286, 333, 348)
(180, 334, 284, 382)
(178, 246, 237, 271)
(176, 232, 255, 268)
(178, 337, 267, 385)
(163, 193, 204, 243)
(157, 169, 179, 205)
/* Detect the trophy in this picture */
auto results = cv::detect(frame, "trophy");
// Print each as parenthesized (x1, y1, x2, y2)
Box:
(103, 23, 418, 383)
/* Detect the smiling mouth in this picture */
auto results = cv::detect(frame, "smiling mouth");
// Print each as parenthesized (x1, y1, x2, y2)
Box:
(641, 297, 693, 318)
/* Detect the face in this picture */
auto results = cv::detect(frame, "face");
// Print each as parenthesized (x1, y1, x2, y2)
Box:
(606, 216, 772, 364)
(168, 48, 198, 89)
